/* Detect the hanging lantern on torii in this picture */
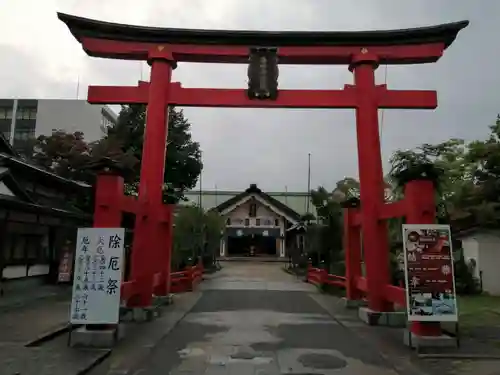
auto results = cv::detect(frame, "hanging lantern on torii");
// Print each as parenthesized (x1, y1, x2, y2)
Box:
(247, 47, 279, 100)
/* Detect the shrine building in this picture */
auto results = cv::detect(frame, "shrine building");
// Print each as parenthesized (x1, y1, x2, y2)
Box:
(183, 184, 316, 258)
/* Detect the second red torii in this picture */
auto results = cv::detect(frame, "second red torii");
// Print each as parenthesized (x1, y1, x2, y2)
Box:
(88, 81, 437, 109)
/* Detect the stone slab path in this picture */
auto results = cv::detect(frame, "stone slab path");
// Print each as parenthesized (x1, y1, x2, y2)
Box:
(129, 262, 401, 375)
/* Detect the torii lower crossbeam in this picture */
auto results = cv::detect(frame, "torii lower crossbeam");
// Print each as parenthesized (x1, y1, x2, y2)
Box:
(88, 82, 437, 109)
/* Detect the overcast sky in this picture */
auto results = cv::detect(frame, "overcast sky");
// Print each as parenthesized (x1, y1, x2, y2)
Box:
(0, 1, 497, 192)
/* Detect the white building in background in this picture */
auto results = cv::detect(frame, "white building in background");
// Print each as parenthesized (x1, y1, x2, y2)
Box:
(0, 99, 117, 153)
(457, 229, 500, 296)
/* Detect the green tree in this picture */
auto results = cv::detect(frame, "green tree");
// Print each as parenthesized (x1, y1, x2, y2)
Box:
(30, 105, 202, 205)
(466, 115, 500, 224)
(331, 177, 360, 201)
(172, 205, 223, 270)
(108, 105, 203, 203)
(388, 138, 477, 223)
(307, 186, 344, 272)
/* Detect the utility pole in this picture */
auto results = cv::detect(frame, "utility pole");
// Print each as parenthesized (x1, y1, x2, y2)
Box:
(197, 153, 203, 263)
(306, 153, 311, 215)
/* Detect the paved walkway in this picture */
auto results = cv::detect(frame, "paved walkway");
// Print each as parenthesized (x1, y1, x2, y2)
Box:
(129, 262, 401, 375)
(0, 286, 71, 344)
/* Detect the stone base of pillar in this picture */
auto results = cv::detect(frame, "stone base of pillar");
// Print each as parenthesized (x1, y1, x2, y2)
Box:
(403, 329, 457, 350)
(70, 324, 125, 348)
(358, 307, 406, 327)
(153, 294, 174, 306)
(342, 298, 367, 309)
(120, 305, 163, 322)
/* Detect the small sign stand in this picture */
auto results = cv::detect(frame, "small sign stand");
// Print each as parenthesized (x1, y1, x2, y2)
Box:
(402, 224, 460, 352)
(67, 323, 73, 347)
(68, 228, 125, 347)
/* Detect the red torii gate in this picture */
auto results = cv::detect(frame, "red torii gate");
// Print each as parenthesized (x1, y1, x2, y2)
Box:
(58, 13, 467, 333)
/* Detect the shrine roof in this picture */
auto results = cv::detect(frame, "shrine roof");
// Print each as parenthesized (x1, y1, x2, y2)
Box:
(58, 12, 468, 49)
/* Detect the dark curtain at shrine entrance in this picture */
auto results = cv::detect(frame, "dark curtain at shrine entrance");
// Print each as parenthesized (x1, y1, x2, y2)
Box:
(227, 235, 277, 256)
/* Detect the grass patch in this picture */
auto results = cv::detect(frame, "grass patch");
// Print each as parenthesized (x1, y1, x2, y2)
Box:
(457, 294, 500, 331)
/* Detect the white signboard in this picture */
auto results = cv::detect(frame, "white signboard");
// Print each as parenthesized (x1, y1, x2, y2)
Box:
(70, 228, 125, 325)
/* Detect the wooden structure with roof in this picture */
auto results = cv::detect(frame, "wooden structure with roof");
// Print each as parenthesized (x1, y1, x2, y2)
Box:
(0, 134, 91, 285)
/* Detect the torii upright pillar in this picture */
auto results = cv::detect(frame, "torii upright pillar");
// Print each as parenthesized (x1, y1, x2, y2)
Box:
(349, 50, 392, 312)
(130, 48, 176, 306)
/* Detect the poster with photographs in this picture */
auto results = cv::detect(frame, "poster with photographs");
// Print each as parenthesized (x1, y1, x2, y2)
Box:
(402, 224, 458, 322)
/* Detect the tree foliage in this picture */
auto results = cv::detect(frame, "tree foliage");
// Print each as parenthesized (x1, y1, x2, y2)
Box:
(306, 186, 344, 272)
(388, 116, 500, 230)
(29, 105, 202, 206)
(172, 205, 223, 270)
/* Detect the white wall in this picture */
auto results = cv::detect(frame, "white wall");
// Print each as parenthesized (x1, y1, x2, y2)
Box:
(226, 198, 282, 228)
(475, 233, 500, 295)
(2, 265, 27, 279)
(462, 236, 480, 278)
(462, 232, 500, 295)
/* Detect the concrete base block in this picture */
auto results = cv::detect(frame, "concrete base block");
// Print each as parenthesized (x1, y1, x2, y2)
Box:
(70, 324, 125, 348)
(133, 306, 161, 322)
(342, 298, 367, 309)
(153, 294, 174, 306)
(120, 305, 162, 322)
(358, 307, 407, 327)
(403, 330, 457, 349)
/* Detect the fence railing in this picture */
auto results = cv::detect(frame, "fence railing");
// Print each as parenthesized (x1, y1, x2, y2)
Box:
(306, 265, 346, 288)
(306, 265, 406, 307)
(120, 262, 204, 306)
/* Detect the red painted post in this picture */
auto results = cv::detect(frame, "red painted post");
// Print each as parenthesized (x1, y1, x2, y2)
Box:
(130, 47, 175, 306)
(163, 204, 174, 295)
(320, 268, 328, 285)
(93, 173, 123, 228)
(405, 179, 442, 336)
(349, 51, 392, 312)
(344, 208, 363, 301)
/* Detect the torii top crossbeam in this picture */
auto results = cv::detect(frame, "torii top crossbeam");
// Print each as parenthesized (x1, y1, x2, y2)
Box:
(58, 12, 468, 65)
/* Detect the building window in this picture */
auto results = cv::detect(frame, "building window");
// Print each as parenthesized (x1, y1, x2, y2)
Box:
(256, 218, 261, 226)
(249, 203, 257, 217)
(0, 107, 13, 120)
(244, 218, 250, 226)
(16, 108, 36, 120)
(226, 218, 231, 226)
(101, 116, 114, 131)
(14, 129, 35, 141)
(16, 107, 37, 120)
(275, 219, 279, 227)
(12, 236, 26, 260)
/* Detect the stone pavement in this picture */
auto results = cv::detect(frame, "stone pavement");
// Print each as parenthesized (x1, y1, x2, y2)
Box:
(0, 284, 71, 312)
(3, 263, 499, 375)
(127, 262, 405, 375)
(0, 292, 71, 344)
(0, 285, 111, 375)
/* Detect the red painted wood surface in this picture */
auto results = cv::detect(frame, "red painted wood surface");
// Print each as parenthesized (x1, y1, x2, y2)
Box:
(120, 262, 204, 306)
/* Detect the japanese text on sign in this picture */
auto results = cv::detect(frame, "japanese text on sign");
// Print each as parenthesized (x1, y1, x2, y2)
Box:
(70, 228, 125, 325)
(402, 224, 458, 322)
